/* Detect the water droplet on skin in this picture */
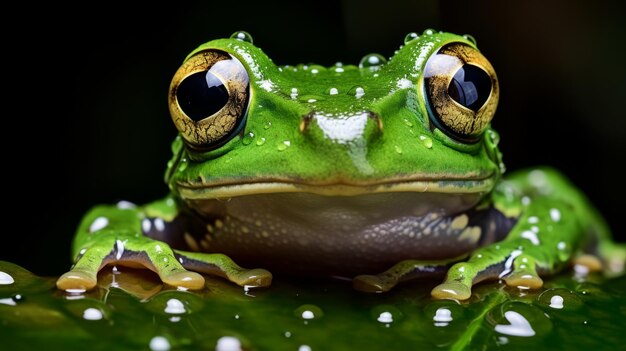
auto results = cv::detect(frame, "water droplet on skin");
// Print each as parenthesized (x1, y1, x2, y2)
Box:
(177, 158, 188, 171)
(404, 32, 419, 44)
(264, 122, 272, 130)
(394, 145, 402, 154)
(403, 119, 413, 127)
(256, 137, 266, 146)
(334, 67, 344, 73)
(348, 86, 365, 98)
(463, 34, 477, 45)
(277, 140, 290, 151)
(419, 135, 433, 148)
(328, 87, 339, 95)
(89, 217, 109, 233)
(242, 132, 255, 145)
(230, 31, 253, 43)
(423, 28, 435, 35)
(359, 53, 387, 69)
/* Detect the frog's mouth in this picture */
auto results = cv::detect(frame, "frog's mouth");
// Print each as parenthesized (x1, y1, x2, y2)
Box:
(176, 174, 496, 199)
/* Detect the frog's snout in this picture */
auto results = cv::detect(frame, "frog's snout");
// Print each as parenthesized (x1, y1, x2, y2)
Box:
(299, 111, 383, 145)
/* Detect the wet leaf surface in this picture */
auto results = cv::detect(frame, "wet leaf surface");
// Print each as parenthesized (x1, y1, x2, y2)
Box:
(1, 260, 625, 350)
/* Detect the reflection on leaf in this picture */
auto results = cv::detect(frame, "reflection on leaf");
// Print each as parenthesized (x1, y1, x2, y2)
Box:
(1, 260, 625, 350)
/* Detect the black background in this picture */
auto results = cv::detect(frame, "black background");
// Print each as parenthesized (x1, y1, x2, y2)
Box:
(4, 0, 626, 276)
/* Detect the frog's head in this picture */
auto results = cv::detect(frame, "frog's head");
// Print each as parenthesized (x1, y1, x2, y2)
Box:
(165, 30, 503, 215)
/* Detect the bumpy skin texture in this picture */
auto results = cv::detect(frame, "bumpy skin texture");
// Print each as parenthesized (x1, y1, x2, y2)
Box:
(57, 30, 626, 300)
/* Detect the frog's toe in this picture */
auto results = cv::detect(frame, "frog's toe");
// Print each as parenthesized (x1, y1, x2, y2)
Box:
(501, 254, 544, 290)
(232, 268, 272, 288)
(56, 270, 97, 291)
(176, 251, 272, 288)
(573, 254, 603, 272)
(431, 281, 472, 300)
(353, 274, 389, 293)
(161, 271, 206, 290)
(503, 271, 543, 289)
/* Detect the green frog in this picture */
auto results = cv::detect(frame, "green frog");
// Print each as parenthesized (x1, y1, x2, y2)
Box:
(57, 30, 626, 300)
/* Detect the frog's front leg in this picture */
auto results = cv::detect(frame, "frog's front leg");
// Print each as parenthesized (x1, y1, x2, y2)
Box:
(56, 198, 272, 291)
(431, 168, 626, 300)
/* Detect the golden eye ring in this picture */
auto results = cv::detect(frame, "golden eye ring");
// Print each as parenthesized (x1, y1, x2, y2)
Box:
(168, 50, 250, 150)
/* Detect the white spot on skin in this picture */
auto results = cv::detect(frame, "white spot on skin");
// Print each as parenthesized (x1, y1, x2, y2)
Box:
(115, 240, 126, 260)
(116, 200, 136, 209)
(521, 230, 540, 245)
(377, 311, 393, 323)
(149, 336, 171, 351)
(531, 226, 539, 233)
(335, 67, 344, 73)
(528, 170, 547, 188)
(557, 242, 566, 250)
(154, 218, 165, 232)
(89, 217, 109, 233)
(499, 250, 523, 278)
(495, 311, 536, 337)
(329, 87, 338, 95)
(83, 308, 103, 320)
(549, 295, 564, 309)
(290, 88, 298, 99)
(527, 216, 539, 224)
(258, 79, 275, 92)
(164, 298, 186, 314)
(550, 208, 561, 222)
(0, 271, 15, 285)
(396, 78, 412, 89)
(521, 196, 531, 206)
(142, 218, 152, 233)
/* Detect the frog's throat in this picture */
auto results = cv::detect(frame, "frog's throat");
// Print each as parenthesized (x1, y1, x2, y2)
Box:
(177, 175, 496, 199)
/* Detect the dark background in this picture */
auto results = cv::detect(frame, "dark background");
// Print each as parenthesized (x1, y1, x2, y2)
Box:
(4, 0, 626, 276)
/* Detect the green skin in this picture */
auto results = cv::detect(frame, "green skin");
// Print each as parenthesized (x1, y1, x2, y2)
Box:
(57, 31, 626, 300)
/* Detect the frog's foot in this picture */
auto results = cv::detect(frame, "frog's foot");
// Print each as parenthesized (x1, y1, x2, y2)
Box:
(175, 251, 272, 288)
(353, 258, 460, 293)
(56, 237, 205, 291)
(598, 241, 626, 277)
(431, 251, 545, 300)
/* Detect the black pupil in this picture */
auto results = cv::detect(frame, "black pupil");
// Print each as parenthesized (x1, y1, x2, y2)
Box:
(176, 70, 229, 120)
(448, 64, 491, 111)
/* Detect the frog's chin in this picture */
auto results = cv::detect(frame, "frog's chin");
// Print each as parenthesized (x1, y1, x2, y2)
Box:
(177, 176, 496, 199)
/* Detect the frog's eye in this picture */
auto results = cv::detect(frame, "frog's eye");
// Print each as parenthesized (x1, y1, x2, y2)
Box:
(169, 50, 249, 149)
(424, 43, 498, 142)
